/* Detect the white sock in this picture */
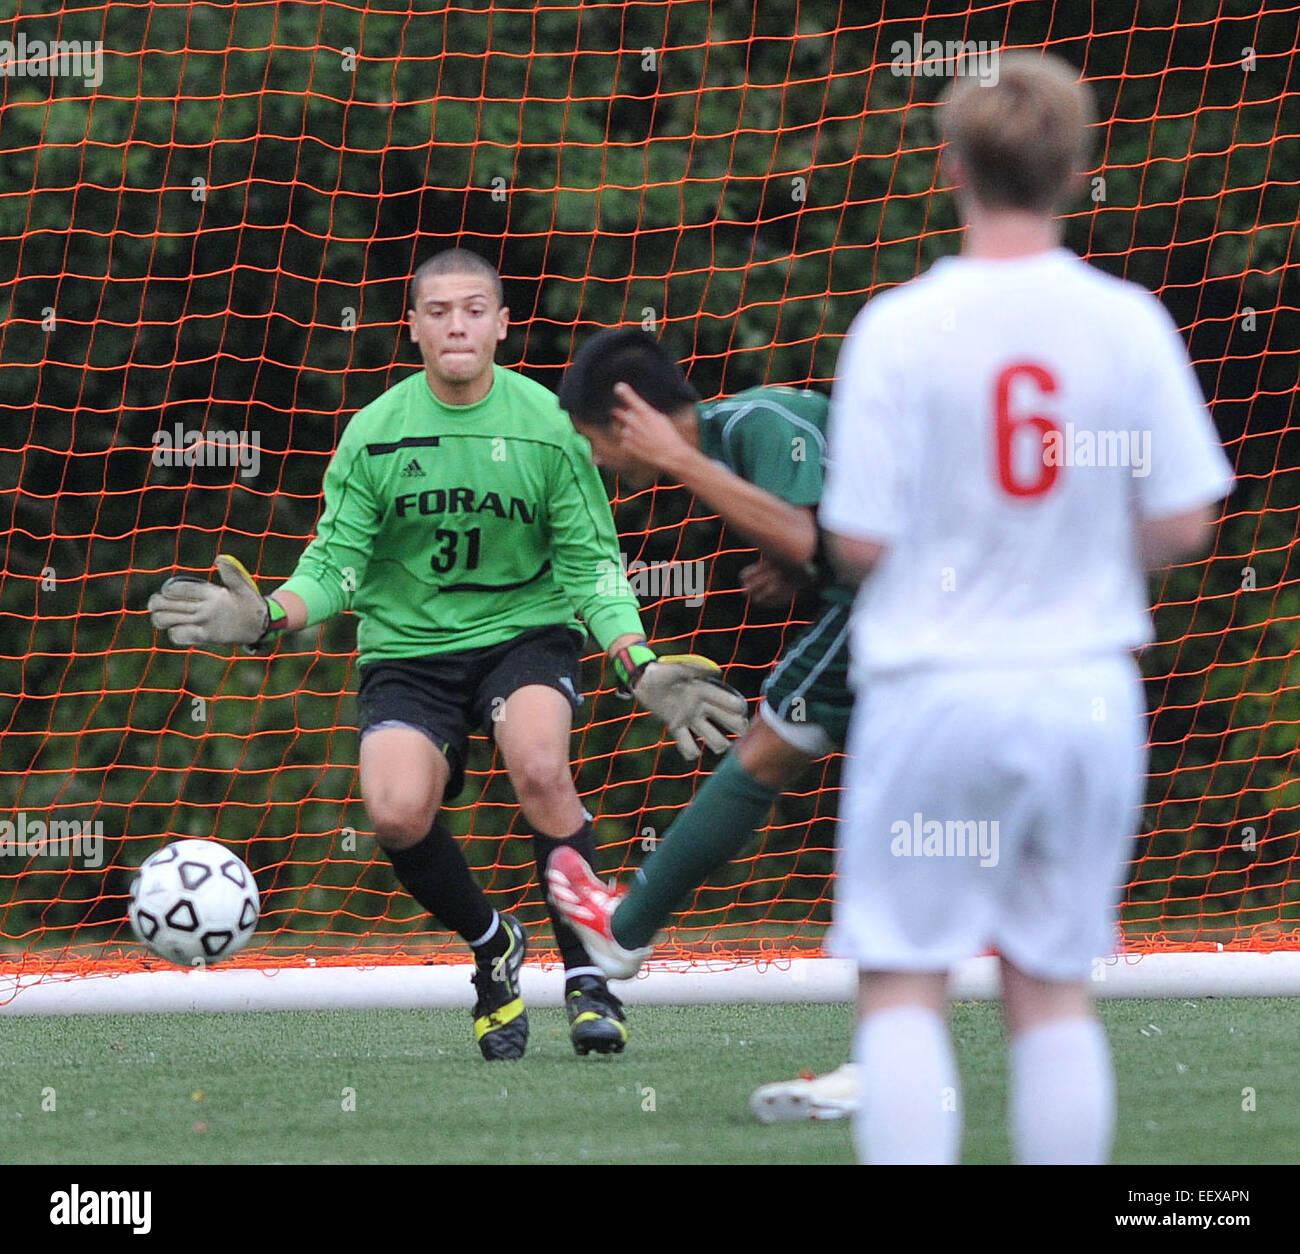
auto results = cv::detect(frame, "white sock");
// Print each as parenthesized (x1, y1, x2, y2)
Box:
(1009, 1017, 1115, 1164)
(852, 1006, 961, 1164)
(469, 912, 500, 949)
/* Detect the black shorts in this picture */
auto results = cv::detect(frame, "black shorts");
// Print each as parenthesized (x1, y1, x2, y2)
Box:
(356, 626, 585, 799)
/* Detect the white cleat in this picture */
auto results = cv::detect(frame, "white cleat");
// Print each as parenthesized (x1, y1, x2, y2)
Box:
(749, 1062, 862, 1124)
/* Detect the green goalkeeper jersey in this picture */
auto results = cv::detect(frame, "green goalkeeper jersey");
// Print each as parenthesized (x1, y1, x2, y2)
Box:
(696, 385, 853, 606)
(280, 366, 645, 664)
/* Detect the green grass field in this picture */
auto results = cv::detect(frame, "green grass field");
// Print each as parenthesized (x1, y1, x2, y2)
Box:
(1, 998, 1296, 1164)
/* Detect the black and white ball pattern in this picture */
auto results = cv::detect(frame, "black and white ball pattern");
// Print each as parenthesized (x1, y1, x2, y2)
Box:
(129, 839, 260, 967)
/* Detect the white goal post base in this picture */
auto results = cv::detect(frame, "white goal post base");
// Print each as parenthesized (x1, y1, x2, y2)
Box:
(2, 952, 1300, 1016)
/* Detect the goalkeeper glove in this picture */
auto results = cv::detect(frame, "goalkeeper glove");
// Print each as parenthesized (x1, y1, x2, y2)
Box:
(148, 555, 286, 653)
(611, 642, 748, 761)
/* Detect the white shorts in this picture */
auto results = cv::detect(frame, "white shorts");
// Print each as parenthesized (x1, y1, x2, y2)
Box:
(829, 657, 1147, 981)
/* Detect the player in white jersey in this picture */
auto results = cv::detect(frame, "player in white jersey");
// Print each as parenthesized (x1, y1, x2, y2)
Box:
(818, 53, 1234, 1164)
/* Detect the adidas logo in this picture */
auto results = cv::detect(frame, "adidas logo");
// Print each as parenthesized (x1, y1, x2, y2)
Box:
(399, 458, 426, 477)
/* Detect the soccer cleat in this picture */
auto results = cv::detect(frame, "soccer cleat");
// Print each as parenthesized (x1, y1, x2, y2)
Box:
(545, 846, 653, 980)
(471, 912, 528, 1060)
(749, 1063, 862, 1123)
(566, 974, 629, 1056)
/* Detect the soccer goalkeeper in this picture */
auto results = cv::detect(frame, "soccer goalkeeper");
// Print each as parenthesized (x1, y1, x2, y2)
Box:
(545, 330, 854, 985)
(148, 250, 746, 1061)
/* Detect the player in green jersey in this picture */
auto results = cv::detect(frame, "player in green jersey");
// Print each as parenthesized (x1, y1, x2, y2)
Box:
(546, 328, 853, 975)
(148, 253, 746, 1060)
(544, 328, 859, 1114)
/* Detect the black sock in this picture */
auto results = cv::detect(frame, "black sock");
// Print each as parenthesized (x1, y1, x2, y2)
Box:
(533, 820, 604, 989)
(385, 819, 498, 951)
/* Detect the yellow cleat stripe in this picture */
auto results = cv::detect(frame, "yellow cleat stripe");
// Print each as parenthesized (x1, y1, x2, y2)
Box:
(571, 1011, 628, 1041)
(474, 997, 524, 1041)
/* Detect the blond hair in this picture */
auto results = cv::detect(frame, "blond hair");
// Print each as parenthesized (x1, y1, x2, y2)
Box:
(939, 52, 1094, 212)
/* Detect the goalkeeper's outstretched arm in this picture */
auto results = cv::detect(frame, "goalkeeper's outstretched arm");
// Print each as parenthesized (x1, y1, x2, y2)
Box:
(148, 556, 309, 652)
(149, 417, 375, 651)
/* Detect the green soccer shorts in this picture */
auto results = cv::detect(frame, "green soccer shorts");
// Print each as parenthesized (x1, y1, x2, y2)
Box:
(759, 600, 852, 756)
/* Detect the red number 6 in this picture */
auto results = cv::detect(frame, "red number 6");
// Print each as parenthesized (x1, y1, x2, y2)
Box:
(994, 362, 1060, 498)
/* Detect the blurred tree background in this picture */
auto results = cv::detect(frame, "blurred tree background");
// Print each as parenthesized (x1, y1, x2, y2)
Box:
(0, 0, 1295, 961)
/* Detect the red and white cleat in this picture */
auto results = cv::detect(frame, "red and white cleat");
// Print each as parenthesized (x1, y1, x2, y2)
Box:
(749, 1063, 863, 1123)
(545, 846, 653, 980)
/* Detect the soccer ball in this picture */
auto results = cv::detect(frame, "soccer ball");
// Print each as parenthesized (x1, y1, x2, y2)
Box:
(128, 839, 260, 967)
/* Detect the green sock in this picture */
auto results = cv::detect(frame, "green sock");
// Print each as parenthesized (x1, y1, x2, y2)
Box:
(612, 753, 780, 949)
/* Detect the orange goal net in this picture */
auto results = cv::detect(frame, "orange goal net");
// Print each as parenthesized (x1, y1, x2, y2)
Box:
(1, 1, 1297, 991)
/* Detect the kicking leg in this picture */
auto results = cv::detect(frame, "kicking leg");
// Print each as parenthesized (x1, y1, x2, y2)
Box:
(610, 713, 814, 948)
(546, 712, 818, 978)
